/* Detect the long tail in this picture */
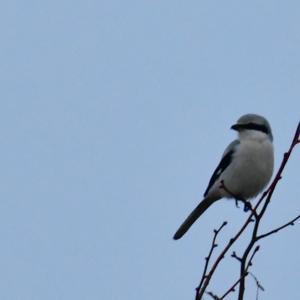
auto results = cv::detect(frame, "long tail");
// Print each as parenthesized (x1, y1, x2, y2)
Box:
(173, 197, 217, 240)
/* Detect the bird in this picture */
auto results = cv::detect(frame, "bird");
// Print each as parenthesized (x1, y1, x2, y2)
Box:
(173, 114, 274, 240)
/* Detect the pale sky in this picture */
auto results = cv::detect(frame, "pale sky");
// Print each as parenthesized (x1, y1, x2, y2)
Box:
(0, 1, 299, 300)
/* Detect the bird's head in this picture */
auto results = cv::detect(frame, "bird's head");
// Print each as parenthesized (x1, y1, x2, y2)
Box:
(231, 114, 273, 142)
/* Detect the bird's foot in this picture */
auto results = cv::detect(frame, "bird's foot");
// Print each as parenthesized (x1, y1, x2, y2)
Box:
(235, 198, 252, 212)
(220, 181, 252, 213)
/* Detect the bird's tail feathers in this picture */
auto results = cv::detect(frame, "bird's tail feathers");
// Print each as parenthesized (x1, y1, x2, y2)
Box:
(173, 197, 217, 240)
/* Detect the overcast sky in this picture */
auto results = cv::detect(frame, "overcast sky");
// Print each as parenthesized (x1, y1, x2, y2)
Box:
(0, 1, 299, 300)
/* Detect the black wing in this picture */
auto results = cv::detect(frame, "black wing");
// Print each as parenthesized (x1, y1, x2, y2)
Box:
(203, 141, 239, 197)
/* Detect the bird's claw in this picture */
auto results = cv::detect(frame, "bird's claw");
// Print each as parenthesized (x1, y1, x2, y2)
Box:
(243, 201, 252, 212)
(235, 198, 240, 208)
(234, 198, 252, 212)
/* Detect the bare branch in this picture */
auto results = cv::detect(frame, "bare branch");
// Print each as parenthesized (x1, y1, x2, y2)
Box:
(195, 210, 256, 299)
(237, 121, 300, 300)
(219, 246, 260, 299)
(206, 291, 220, 300)
(249, 272, 265, 300)
(195, 222, 227, 300)
(219, 274, 247, 299)
(257, 215, 300, 240)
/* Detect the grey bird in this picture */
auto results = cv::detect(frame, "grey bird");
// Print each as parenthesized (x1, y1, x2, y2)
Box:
(173, 114, 274, 240)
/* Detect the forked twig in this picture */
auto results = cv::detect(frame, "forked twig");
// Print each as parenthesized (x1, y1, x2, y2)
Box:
(195, 222, 227, 299)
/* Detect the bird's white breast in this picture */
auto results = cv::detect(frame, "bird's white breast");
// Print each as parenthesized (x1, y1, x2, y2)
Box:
(222, 138, 274, 199)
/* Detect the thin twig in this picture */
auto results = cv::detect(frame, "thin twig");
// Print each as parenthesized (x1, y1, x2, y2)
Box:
(206, 291, 220, 299)
(218, 246, 260, 299)
(196, 211, 257, 299)
(195, 222, 227, 300)
(249, 272, 265, 300)
(257, 215, 300, 240)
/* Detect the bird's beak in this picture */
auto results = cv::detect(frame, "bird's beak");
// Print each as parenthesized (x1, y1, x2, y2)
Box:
(231, 124, 240, 131)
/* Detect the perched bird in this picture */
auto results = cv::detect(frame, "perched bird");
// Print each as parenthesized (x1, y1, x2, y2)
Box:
(173, 114, 274, 240)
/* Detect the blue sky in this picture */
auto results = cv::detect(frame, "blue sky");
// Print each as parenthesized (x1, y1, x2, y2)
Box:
(0, 1, 299, 299)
